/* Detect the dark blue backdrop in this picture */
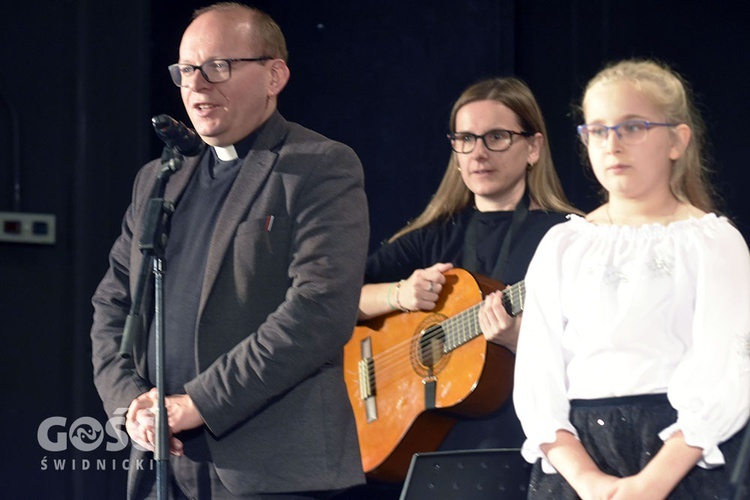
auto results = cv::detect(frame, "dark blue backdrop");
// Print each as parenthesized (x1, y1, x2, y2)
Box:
(0, 1, 748, 498)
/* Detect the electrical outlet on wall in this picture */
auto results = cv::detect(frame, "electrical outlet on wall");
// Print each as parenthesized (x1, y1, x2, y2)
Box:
(0, 211, 56, 245)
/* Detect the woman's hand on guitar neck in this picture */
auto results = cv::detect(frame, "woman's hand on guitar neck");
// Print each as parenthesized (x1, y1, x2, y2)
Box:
(479, 289, 520, 352)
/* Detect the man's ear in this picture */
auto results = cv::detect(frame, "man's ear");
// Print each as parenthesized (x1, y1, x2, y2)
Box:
(268, 59, 290, 96)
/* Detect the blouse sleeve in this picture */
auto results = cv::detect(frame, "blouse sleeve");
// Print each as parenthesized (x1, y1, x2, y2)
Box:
(662, 220, 750, 467)
(513, 221, 579, 471)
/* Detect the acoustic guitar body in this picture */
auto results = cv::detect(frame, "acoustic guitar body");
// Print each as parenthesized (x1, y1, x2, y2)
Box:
(343, 268, 516, 481)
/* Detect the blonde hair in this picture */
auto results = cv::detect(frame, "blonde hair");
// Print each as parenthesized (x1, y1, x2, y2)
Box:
(582, 59, 716, 212)
(390, 77, 579, 242)
(193, 2, 288, 62)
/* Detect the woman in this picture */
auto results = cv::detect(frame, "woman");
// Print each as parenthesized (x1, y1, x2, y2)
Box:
(360, 76, 579, 455)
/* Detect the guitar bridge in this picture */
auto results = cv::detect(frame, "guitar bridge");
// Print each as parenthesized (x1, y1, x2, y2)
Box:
(358, 357, 375, 399)
(358, 337, 378, 422)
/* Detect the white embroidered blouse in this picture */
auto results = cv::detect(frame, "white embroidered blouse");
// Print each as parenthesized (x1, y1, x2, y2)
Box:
(513, 214, 750, 471)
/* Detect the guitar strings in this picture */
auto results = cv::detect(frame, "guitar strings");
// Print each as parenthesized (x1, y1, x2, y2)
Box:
(352, 283, 523, 393)
(353, 288, 516, 383)
(353, 303, 483, 390)
(358, 305, 481, 391)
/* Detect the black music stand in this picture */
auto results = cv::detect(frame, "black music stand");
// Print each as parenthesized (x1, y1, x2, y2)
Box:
(399, 448, 531, 500)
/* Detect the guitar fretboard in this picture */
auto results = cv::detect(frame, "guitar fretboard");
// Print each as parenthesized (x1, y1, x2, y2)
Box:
(442, 280, 525, 352)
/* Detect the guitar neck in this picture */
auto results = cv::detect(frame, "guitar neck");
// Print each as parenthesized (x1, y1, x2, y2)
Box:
(442, 280, 525, 353)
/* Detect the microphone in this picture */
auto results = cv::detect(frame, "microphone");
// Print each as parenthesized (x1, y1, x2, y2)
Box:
(152, 114, 205, 157)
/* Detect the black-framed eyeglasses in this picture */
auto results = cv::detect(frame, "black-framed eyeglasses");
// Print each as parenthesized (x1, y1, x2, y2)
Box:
(447, 129, 534, 154)
(577, 120, 679, 147)
(168, 57, 273, 87)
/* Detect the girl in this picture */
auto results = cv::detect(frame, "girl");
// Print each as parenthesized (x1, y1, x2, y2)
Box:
(514, 59, 750, 499)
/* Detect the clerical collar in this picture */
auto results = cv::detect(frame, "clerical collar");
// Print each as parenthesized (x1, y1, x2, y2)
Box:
(213, 145, 238, 161)
(210, 128, 260, 164)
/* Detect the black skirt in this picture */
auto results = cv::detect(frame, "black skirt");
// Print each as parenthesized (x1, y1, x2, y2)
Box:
(528, 394, 749, 499)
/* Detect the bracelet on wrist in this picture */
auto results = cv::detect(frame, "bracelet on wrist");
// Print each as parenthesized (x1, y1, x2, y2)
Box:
(386, 282, 398, 311)
(393, 280, 410, 313)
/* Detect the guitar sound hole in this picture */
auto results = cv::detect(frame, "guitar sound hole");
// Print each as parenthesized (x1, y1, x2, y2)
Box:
(417, 325, 445, 368)
(409, 314, 451, 377)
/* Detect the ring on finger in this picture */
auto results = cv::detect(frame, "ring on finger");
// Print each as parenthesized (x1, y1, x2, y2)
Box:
(428, 281, 434, 292)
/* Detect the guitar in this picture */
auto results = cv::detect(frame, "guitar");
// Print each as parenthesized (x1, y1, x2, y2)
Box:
(343, 268, 525, 482)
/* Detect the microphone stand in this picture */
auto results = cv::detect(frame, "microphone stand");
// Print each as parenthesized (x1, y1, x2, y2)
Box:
(119, 146, 184, 500)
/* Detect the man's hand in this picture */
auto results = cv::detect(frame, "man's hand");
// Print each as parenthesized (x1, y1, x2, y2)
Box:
(125, 391, 157, 451)
(125, 389, 184, 456)
(164, 392, 205, 434)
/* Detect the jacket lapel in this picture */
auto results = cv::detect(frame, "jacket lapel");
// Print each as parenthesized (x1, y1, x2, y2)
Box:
(198, 112, 289, 314)
(163, 155, 201, 205)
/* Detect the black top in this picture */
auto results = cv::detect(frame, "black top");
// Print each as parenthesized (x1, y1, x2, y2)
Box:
(365, 205, 568, 450)
(366, 206, 567, 286)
